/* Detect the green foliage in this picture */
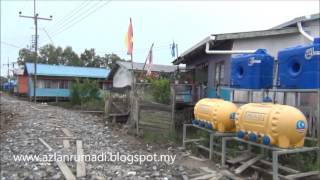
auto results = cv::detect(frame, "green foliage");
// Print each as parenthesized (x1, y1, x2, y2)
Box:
(150, 78, 171, 104)
(17, 44, 124, 67)
(69, 79, 100, 105)
(17, 48, 35, 65)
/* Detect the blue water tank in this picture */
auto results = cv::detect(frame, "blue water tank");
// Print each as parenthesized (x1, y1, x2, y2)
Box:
(230, 49, 274, 89)
(277, 37, 320, 89)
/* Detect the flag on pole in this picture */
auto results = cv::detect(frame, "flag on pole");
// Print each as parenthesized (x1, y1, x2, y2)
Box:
(171, 41, 176, 57)
(125, 18, 133, 55)
(146, 44, 154, 76)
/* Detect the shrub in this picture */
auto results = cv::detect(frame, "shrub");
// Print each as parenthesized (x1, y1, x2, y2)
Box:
(150, 78, 170, 104)
(70, 78, 100, 106)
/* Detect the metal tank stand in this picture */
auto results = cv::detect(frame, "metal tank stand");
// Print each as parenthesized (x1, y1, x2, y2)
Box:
(221, 137, 320, 180)
(182, 124, 236, 160)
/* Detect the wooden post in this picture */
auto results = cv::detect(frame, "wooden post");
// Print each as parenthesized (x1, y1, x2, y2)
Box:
(107, 91, 113, 118)
(133, 97, 140, 135)
(171, 84, 176, 132)
(104, 91, 110, 119)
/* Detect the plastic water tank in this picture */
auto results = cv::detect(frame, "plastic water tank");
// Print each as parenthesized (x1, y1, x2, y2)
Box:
(277, 37, 320, 89)
(235, 103, 307, 148)
(193, 98, 238, 132)
(230, 49, 274, 89)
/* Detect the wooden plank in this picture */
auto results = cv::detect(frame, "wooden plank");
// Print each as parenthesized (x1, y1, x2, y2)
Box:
(189, 172, 209, 178)
(235, 155, 263, 174)
(220, 170, 245, 180)
(140, 103, 171, 111)
(140, 118, 172, 125)
(63, 140, 70, 149)
(61, 128, 73, 137)
(76, 140, 86, 177)
(188, 156, 208, 162)
(228, 153, 254, 164)
(139, 121, 171, 129)
(190, 173, 216, 180)
(139, 126, 168, 132)
(56, 160, 76, 180)
(259, 159, 299, 174)
(30, 106, 42, 111)
(199, 167, 216, 173)
(38, 138, 53, 151)
(112, 102, 125, 113)
(109, 112, 130, 117)
(285, 171, 320, 179)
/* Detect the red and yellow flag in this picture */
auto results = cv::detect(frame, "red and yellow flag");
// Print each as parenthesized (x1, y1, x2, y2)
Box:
(125, 18, 133, 55)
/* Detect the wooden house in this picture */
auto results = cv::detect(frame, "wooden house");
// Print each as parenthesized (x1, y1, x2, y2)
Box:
(23, 63, 110, 100)
(173, 14, 319, 105)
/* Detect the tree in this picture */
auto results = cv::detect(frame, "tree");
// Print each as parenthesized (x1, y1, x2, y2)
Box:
(38, 44, 63, 65)
(63, 46, 83, 66)
(105, 53, 123, 68)
(17, 48, 35, 65)
(16, 44, 124, 67)
(80, 48, 95, 66)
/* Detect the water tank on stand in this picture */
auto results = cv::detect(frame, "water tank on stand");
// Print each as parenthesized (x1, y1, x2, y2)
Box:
(235, 103, 307, 148)
(193, 98, 238, 132)
(277, 37, 320, 89)
(230, 49, 274, 89)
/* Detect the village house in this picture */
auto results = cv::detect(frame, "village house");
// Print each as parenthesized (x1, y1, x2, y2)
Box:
(20, 63, 110, 100)
(173, 14, 319, 105)
(107, 61, 178, 88)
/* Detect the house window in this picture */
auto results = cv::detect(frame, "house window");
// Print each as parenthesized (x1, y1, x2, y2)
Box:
(44, 80, 51, 88)
(215, 62, 225, 86)
(51, 80, 59, 88)
(36, 80, 45, 88)
(59, 80, 70, 89)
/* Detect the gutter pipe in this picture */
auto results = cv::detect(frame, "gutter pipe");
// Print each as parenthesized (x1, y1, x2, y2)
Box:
(297, 21, 314, 42)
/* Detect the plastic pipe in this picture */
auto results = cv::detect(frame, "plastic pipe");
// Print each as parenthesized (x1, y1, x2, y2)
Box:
(297, 21, 314, 42)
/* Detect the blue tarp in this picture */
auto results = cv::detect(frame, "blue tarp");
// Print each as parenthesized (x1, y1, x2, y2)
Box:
(2, 80, 16, 91)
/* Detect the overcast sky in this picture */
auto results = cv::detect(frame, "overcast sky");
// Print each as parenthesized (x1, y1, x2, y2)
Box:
(1, 0, 319, 76)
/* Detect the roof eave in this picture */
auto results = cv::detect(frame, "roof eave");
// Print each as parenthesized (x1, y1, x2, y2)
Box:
(173, 27, 302, 65)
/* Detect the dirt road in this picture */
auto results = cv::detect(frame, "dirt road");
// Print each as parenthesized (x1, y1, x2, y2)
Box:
(0, 95, 221, 180)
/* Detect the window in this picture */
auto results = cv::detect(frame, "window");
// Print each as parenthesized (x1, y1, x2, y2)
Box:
(36, 80, 45, 88)
(51, 80, 59, 88)
(59, 80, 70, 89)
(44, 80, 51, 88)
(215, 62, 225, 86)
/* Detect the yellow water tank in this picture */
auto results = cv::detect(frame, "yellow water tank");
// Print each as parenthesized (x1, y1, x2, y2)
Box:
(193, 98, 238, 132)
(235, 103, 307, 148)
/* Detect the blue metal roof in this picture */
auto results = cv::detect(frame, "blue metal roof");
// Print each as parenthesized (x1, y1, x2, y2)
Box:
(25, 63, 109, 79)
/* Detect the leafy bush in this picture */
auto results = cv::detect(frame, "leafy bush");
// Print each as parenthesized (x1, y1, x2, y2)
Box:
(70, 78, 100, 106)
(150, 78, 171, 104)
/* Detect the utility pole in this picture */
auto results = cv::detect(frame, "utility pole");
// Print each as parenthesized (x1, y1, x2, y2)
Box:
(19, 0, 52, 103)
(5, 58, 10, 79)
(3, 58, 11, 91)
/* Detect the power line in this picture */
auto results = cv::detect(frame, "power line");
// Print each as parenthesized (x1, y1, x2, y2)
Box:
(1, 41, 22, 49)
(51, 0, 112, 38)
(41, 28, 55, 45)
(50, 0, 91, 29)
(50, 0, 104, 35)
